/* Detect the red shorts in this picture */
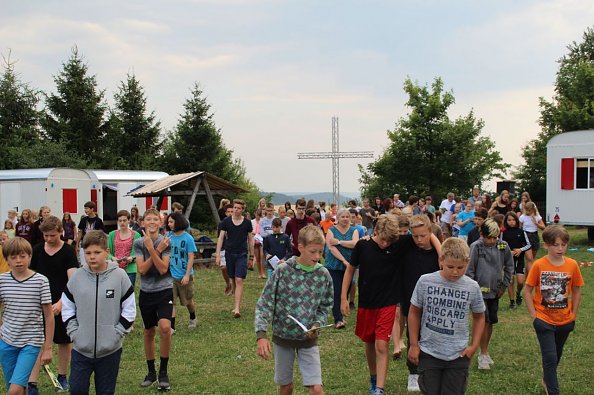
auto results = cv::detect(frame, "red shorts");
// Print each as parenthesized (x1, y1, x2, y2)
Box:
(355, 305, 397, 343)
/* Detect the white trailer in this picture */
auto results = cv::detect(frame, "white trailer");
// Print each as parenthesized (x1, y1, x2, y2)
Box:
(0, 168, 169, 227)
(546, 130, 594, 233)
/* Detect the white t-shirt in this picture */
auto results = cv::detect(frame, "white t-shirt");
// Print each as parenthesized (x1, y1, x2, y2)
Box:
(439, 199, 455, 224)
(519, 214, 542, 233)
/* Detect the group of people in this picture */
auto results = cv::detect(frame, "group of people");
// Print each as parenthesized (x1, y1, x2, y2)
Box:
(0, 201, 199, 394)
(0, 188, 585, 395)
(251, 190, 583, 395)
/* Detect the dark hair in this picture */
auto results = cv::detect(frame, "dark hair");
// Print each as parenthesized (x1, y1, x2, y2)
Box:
(82, 230, 108, 249)
(168, 212, 189, 232)
(39, 216, 62, 233)
(84, 201, 96, 210)
(272, 218, 282, 228)
(116, 210, 131, 220)
(383, 198, 393, 212)
(408, 195, 419, 205)
(348, 208, 357, 215)
(475, 208, 489, 219)
(223, 203, 233, 211)
(504, 211, 520, 229)
(295, 198, 306, 208)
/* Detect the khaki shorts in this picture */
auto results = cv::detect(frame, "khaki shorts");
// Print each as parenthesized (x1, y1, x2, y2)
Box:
(173, 276, 194, 306)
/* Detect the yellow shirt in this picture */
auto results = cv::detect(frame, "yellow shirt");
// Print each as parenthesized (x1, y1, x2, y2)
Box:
(0, 250, 9, 273)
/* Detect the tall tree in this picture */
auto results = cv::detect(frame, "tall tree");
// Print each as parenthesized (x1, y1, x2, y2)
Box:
(0, 54, 42, 169)
(42, 46, 107, 166)
(107, 73, 162, 169)
(514, 27, 594, 201)
(360, 77, 507, 200)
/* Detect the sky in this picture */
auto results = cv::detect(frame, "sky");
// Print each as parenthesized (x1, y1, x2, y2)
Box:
(2, 0, 594, 195)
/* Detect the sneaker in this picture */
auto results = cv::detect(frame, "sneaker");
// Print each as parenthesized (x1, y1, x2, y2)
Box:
(373, 388, 385, 395)
(484, 354, 494, 365)
(28, 383, 39, 395)
(170, 328, 176, 335)
(516, 293, 523, 306)
(188, 318, 197, 329)
(407, 374, 420, 392)
(158, 373, 171, 391)
(57, 375, 69, 392)
(140, 372, 157, 388)
(478, 354, 491, 370)
(509, 300, 516, 309)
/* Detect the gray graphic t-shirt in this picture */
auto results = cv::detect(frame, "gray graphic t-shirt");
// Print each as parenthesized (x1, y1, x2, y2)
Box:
(410, 272, 485, 361)
(134, 234, 172, 293)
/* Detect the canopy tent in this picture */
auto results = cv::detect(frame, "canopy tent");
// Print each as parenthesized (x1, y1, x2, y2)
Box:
(126, 171, 246, 225)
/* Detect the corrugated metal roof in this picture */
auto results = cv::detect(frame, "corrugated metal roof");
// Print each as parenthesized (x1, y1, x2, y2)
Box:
(128, 171, 246, 197)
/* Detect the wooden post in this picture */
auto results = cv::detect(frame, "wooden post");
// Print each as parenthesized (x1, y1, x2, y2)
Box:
(201, 176, 220, 226)
(185, 174, 202, 220)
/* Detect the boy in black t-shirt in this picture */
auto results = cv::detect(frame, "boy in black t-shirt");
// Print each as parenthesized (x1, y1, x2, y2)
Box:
(340, 215, 440, 395)
(75, 201, 105, 265)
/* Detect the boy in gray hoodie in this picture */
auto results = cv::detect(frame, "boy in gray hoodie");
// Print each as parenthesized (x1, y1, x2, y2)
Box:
(61, 230, 136, 395)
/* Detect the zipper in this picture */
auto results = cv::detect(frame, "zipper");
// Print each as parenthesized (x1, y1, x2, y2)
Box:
(94, 273, 99, 358)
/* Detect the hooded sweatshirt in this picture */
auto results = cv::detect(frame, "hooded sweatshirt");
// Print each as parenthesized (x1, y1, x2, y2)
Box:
(61, 261, 136, 359)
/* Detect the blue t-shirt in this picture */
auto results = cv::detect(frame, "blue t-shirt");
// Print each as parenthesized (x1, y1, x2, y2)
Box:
(168, 231, 198, 280)
(457, 211, 475, 236)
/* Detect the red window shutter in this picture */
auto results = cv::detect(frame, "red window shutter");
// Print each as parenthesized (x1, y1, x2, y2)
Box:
(63, 189, 78, 213)
(561, 158, 574, 190)
(90, 189, 98, 212)
(160, 196, 168, 211)
(146, 197, 153, 210)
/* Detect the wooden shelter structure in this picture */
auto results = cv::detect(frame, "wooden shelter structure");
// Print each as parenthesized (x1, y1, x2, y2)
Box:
(127, 171, 246, 225)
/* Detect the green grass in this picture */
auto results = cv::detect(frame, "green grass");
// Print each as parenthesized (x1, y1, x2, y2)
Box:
(16, 229, 594, 394)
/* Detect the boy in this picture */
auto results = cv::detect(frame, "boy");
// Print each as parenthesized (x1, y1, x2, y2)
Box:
(61, 231, 136, 394)
(255, 225, 333, 395)
(215, 199, 254, 318)
(408, 238, 485, 395)
(134, 209, 173, 391)
(285, 199, 315, 256)
(0, 237, 54, 395)
(76, 201, 105, 265)
(399, 215, 441, 392)
(465, 219, 514, 369)
(28, 216, 79, 393)
(467, 208, 488, 246)
(217, 204, 234, 295)
(263, 218, 292, 278)
(319, 211, 335, 235)
(359, 198, 376, 237)
(524, 225, 584, 395)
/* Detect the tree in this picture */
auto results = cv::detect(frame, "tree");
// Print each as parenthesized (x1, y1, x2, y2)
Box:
(42, 46, 108, 167)
(0, 53, 42, 169)
(360, 77, 508, 201)
(107, 73, 162, 169)
(161, 83, 255, 228)
(514, 27, 594, 201)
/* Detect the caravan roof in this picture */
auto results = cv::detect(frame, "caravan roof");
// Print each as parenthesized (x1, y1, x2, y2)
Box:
(0, 168, 57, 181)
(86, 169, 168, 182)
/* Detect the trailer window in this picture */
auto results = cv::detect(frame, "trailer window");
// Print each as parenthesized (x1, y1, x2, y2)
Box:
(575, 158, 593, 189)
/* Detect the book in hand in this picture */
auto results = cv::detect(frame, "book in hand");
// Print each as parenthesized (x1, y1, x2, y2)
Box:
(268, 256, 281, 270)
(287, 314, 333, 333)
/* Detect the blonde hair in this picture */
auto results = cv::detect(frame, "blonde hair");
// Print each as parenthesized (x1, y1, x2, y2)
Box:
(410, 214, 431, 230)
(2, 237, 32, 258)
(441, 237, 470, 262)
(374, 214, 400, 243)
(390, 208, 402, 216)
(298, 225, 325, 246)
(524, 201, 537, 216)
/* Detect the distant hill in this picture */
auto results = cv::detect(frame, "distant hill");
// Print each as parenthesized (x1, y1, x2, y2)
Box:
(266, 192, 360, 205)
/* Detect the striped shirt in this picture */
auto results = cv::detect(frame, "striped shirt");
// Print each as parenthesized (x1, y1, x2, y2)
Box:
(0, 272, 51, 347)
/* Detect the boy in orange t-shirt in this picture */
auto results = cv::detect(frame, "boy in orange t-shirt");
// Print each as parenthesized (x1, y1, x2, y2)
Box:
(524, 225, 584, 395)
(319, 212, 335, 235)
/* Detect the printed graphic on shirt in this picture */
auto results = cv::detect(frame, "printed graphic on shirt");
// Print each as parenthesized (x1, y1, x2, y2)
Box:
(106, 289, 115, 298)
(424, 286, 471, 335)
(172, 240, 188, 270)
(540, 271, 570, 309)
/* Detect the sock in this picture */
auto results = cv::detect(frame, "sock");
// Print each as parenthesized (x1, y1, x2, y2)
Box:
(58, 374, 66, 380)
(171, 317, 176, 330)
(28, 382, 38, 389)
(147, 359, 156, 374)
(189, 312, 196, 320)
(370, 375, 377, 389)
(160, 357, 169, 374)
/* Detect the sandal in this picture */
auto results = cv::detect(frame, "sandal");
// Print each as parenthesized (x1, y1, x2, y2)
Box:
(335, 321, 346, 329)
(392, 350, 402, 360)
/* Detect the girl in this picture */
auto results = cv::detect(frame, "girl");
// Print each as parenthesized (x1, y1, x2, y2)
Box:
(61, 212, 77, 246)
(107, 210, 141, 286)
(167, 212, 198, 329)
(450, 202, 463, 238)
(251, 209, 263, 275)
(502, 212, 531, 309)
(15, 209, 33, 242)
(520, 202, 546, 273)
(325, 208, 359, 329)
(130, 206, 141, 232)
(3, 220, 15, 238)
(509, 198, 521, 215)
(284, 201, 292, 212)
(490, 190, 510, 216)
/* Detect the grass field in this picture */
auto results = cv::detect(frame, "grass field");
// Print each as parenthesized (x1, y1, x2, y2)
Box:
(21, 228, 594, 394)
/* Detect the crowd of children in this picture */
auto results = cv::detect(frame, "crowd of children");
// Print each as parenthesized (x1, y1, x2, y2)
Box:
(0, 189, 586, 394)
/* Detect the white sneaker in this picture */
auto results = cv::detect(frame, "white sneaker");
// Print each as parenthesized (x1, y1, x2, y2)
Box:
(170, 328, 176, 335)
(478, 354, 491, 370)
(484, 354, 494, 365)
(188, 318, 197, 329)
(407, 374, 420, 392)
